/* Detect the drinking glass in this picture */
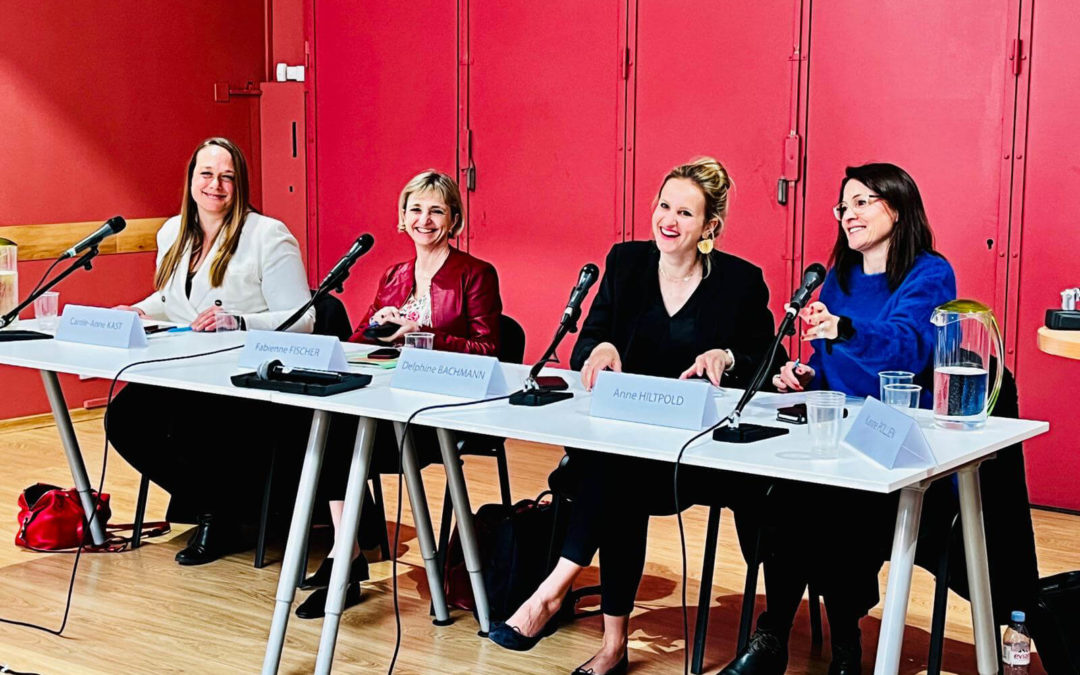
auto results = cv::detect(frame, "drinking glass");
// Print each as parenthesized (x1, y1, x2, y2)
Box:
(214, 311, 242, 332)
(883, 383, 922, 410)
(878, 370, 914, 400)
(34, 291, 59, 331)
(404, 332, 434, 350)
(806, 390, 846, 458)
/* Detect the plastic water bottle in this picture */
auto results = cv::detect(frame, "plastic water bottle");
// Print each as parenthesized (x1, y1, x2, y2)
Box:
(1002, 610, 1031, 674)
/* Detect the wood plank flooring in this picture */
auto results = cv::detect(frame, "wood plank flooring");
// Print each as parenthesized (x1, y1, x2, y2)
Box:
(0, 411, 1076, 673)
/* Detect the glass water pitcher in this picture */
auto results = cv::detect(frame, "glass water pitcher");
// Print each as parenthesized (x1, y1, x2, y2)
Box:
(931, 299, 1004, 429)
(0, 238, 17, 325)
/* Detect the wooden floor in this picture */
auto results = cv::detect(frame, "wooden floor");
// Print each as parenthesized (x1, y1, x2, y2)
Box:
(0, 411, 1076, 674)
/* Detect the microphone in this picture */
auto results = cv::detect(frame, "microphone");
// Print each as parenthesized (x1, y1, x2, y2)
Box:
(256, 359, 345, 385)
(60, 216, 126, 259)
(319, 233, 374, 288)
(786, 263, 827, 315)
(561, 263, 600, 326)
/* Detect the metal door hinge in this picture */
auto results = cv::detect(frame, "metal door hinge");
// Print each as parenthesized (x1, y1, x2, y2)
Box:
(1010, 38, 1024, 76)
(622, 48, 632, 80)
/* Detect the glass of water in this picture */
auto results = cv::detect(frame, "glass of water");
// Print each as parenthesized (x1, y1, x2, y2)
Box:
(883, 383, 921, 410)
(878, 370, 914, 400)
(404, 332, 434, 350)
(34, 291, 60, 331)
(806, 390, 846, 458)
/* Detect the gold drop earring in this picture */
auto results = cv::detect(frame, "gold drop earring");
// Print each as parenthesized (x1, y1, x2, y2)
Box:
(697, 233, 715, 255)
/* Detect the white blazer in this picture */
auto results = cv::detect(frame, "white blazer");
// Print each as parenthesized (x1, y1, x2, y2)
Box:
(134, 213, 315, 333)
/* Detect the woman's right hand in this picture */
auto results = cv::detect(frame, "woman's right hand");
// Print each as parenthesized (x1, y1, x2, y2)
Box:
(112, 305, 148, 319)
(580, 342, 622, 391)
(772, 360, 815, 392)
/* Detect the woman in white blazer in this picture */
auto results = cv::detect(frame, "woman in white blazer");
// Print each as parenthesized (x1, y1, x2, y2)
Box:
(107, 137, 314, 565)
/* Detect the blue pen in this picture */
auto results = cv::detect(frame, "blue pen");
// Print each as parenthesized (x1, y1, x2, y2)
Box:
(167, 326, 193, 333)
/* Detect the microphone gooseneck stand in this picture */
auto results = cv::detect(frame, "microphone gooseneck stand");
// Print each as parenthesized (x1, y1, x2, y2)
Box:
(508, 305, 581, 406)
(0, 246, 100, 335)
(274, 265, 351, 333)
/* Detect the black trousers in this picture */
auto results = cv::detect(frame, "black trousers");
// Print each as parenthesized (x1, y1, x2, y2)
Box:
(559, 450, 761, 617)
(758, 481, 898, 641)
(105, 383, 308, 525)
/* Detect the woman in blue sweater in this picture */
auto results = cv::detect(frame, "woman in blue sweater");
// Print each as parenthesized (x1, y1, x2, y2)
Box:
(721, 163, 956, 675)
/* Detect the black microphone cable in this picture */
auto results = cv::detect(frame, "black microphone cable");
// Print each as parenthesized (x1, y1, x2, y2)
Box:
(386, 390, 520, 675)
(0, 343, 243, 637)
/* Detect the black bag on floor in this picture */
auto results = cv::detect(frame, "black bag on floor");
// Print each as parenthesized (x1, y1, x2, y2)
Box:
(443, 490, 558, 623)
(1031, 571, 1080, 674)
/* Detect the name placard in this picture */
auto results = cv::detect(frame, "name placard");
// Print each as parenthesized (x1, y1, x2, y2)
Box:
(237, 330, 348, 371)
(589, 371, 720, 430)
(54, 305, 148, 349)
(391, 347, 511, 398)
(844, 396, 937, 469)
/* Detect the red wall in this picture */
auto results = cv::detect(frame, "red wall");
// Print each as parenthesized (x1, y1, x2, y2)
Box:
(0, 3, 265, 419)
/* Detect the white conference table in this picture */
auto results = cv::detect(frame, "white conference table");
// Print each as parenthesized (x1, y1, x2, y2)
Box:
(0, 329, 1049, 675)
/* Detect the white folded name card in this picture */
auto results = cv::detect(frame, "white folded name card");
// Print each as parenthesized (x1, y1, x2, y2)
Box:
(589, 371, 721, 430)
(55, 305, 148, 349)
(843, 396, 937, 469)
(391, 347, 511, 398)
(237, 330, 348, 371)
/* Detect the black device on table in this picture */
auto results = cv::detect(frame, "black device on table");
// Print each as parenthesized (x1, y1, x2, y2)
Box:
(366, 347, 400, 360)
(776, 402, 849, 425)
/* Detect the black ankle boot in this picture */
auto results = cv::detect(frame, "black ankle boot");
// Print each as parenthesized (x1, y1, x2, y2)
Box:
(718, 628, 788, 675)
(828, 630, 862, 675)
(175, 514, 248, 565)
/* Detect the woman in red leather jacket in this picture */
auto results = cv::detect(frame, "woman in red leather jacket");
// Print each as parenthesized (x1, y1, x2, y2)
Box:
(293, 170, 502, 619)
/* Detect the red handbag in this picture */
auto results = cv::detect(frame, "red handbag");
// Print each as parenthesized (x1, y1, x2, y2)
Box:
(15, 483, 112, 551)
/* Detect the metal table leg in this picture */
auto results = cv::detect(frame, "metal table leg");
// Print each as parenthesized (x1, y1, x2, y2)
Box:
(393, 422, 452, 625)
(873, 484, 927, 675)
(435, 427, 490, 635)
(40, 370, 106, 546)
(957, 462, 998, 675)
(262, 410, 331, 675)
(314, 417, 377, 675)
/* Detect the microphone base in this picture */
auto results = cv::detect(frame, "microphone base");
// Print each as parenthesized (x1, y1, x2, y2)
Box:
(713, 423, 789, 444)
(509, 388, 574, 407)
(230, 372, 372, 396)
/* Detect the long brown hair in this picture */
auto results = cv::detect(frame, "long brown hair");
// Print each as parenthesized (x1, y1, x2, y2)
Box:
(154, 137, 254, 290)
(829, 163, 942, 293)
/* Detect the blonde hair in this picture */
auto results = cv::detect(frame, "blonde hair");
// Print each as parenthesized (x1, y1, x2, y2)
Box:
(397, 170, 465, 238)
(155, 137, 253, 290)
(656, 156, 734, 276)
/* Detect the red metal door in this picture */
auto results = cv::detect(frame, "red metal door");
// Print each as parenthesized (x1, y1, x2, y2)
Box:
(630, 0, 800, 321)
(1010, 2, 1080, 510)
(261, 82, 309, 282)
(463, 0, 625, 362)
(799, 1, 1016, 312)
(313, 0, 458, 316)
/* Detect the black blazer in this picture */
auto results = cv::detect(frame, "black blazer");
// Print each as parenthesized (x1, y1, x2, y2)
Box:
(570, 241, 783, 388)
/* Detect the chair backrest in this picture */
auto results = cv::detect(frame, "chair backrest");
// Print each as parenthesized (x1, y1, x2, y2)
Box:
(311, 291, 353, 341)
(499, 315, 526, 364)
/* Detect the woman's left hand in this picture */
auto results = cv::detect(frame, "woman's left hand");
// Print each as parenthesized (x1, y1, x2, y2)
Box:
(678, 349, 731, 386)
(800, 301, 839, 341)
(383, 318, 422, 343)
(191, 306, 231, 332)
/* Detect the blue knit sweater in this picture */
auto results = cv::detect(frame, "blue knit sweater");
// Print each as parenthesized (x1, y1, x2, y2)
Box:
(808, 253, 957, 408)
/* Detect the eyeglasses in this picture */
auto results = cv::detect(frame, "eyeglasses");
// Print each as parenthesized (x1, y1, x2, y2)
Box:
(833, 195, 882, 221)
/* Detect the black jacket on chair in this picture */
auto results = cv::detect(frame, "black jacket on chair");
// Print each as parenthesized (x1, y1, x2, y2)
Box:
(570, 240, 784, 386)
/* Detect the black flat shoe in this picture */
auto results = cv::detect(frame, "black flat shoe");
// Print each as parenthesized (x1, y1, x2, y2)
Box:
(828, 636, 862, 675)
(294, 582, 363, 619)
(571, 651, 628, 675)
(487, 618, 559, 651)
(174, 515, 249, 566)
(718, 628, 788, 675)
(299, 556, 370, 590)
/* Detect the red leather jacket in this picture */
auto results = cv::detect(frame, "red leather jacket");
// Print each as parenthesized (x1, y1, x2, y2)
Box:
(349, 247, 502, 355)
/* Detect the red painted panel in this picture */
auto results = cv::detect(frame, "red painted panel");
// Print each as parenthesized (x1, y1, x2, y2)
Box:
(799, 1, 1013, 310)
(261, 82, 310, 282)
(631, 0, 797, 322)
(1011, 2, 1080, 510)
(313, 0, 457, 320)
(465, 0, 623, 361)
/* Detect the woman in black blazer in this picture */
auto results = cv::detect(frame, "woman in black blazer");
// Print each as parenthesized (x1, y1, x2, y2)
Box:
(488, 157, 782, 675)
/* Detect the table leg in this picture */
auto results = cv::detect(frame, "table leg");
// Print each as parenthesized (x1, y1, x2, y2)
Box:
(313, 417, 376, 675)
(262, 410, 331, 675)
(393, 422, 452, 625)
(435, 427, 490, 635)
(873, 484, 926, 675)
(957, 463, 998, 675)
(40, 370, 106, 546)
